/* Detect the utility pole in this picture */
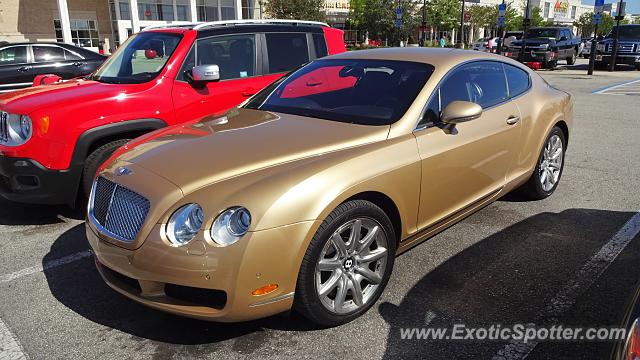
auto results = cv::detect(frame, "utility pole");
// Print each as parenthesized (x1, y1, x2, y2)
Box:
(608, 0, 625, 72)
(420, 0, 427, 46)
(518, 0, 531, 62)
(458, 0, 465, 48)
(497, 1, 506, 55)
(587, 0, 604, 75)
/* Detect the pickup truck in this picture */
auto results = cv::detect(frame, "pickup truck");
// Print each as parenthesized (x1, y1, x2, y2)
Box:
(506, 27, 581, 69)
(595, 24, 640, 70)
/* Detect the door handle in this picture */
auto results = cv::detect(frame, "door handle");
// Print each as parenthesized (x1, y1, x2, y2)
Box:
(506, 116, 520, 125)
(18, 66, 31, 72)
(241, 88, 256, 97)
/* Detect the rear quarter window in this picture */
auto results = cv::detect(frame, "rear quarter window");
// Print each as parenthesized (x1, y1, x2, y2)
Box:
(265, 33, 309, 74)
(504, 64, 530, 98)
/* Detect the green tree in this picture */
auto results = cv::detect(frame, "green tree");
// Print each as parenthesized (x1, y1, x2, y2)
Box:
(427, 0, 460, 34)
(265, 0, 325, 21)
(575, 12, 595, 37)
(349, 0, 419, 44)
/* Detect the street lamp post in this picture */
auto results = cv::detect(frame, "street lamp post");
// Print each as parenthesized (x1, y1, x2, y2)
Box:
(518, 0, 532, 63)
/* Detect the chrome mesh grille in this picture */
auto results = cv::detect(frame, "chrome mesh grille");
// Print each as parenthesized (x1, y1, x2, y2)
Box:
(91, 177, 150, 242)
(0, 112, 8, 143)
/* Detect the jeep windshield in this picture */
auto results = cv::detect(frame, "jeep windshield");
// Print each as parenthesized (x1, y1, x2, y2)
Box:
(526, 29, 559, 39)
(91, 32, 182, 84)
(606, 26, 640, 40)
(244, 59, 434, 126)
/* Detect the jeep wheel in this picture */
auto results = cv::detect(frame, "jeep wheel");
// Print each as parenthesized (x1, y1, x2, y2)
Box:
(82, 139, 130, 196)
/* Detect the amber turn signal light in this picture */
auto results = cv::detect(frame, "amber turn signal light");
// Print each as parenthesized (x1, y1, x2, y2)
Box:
(39, 116, 50, 135)
(251, 284, 278, 296)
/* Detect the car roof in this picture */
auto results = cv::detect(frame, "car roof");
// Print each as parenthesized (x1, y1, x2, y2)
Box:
(142, 19, 329, 33)
(326, 47, 525, 69)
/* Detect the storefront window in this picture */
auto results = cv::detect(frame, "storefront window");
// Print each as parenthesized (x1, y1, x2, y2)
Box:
(138, 0, 174, 21)
(54, 19, 100, 48)
(119, 1, 131, 20)
(176, 0, 190, 21)
(197, 0, 236, 21)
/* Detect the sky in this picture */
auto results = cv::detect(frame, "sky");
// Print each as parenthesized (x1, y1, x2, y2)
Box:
(580, 0, 640, 14)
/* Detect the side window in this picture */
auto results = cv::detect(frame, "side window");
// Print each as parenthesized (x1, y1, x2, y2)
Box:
(0, 46, 28, 65)
(504, 64, 530, 98)
(64, 49, 82, 60)
(265, 33, 309, 74)
(440, 61, 508, 110)
(33, 45, 65, 62)
(419, 89, 440, 127)
(312, 33, 328, 58)
(196, 34, 256, 80)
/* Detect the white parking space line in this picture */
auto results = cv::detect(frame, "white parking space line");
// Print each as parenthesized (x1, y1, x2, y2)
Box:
(0, 317, 28, 360)
(493, 211, 640, 360)
(594, 79, 640, 95)
(0, 251, 91, 284)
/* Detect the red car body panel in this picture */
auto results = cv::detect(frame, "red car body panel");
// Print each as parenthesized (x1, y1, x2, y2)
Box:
(0, 24, 345, 205)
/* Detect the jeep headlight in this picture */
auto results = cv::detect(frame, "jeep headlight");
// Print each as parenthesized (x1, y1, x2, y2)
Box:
(210, 207, 251, 246)
(0, 113, 32, 146)
(165, 203, 204, 247)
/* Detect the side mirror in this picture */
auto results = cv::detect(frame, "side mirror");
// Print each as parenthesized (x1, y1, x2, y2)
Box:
(441, 101, 482, 125)
(190, 64, 220, 82)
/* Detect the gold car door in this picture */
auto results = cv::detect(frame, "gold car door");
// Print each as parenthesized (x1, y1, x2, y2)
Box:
(413, 61, 522, 231)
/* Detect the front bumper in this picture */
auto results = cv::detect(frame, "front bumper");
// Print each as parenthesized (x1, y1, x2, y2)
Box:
(507, 49, 557, 64)
(0, 155, 81, 205)
(595, 53, 640, 65)
(86, 219, 320, 322)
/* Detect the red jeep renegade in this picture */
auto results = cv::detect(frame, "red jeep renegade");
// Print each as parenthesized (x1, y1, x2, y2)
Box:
(0, 20, 345, 206)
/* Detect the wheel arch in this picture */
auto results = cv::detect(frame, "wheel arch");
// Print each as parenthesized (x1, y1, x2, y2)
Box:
(342, 191, 402, 247)
(70, 118, 167, 167)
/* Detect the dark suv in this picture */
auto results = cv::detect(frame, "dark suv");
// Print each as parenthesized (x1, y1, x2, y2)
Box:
(0, 42, 106, 92)
(595, 25, 640, 70)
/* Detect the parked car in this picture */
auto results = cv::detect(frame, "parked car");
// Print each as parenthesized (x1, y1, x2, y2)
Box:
(0, 20, 346, 206)
(0, 42, 106, 92)
(472, 37, 498, 52)
(86, 48, 572, 326)
(506, 27, 581, 69)
(595, 24, 640, 70)
(581, 37, 594, 58)
(610, 283, 640, 360)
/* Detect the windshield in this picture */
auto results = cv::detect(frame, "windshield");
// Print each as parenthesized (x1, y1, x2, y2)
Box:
(606, 26, 640, 39)
(527, 29, 559, 39)
(92, 32, 182, 84)
(243, 59, 434, 126)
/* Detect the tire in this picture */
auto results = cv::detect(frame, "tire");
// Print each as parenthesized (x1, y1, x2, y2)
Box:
(294, 200, 396, 327)
(517, 126, 566, 200)
(82, 139, 130, 196)
(636, 64, 640, 71)
(595, 61, 607, 70)
(566, 50, 576, 65)
(546, 60, 558, 70)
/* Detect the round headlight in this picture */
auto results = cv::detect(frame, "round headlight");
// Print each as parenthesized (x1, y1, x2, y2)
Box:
(210, 207, 251, 246)
(19, 115, 32, 140)
(165, 203, 203, 247)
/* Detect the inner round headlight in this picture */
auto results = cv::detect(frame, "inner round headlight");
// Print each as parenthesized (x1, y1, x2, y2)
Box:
(19, 115, 32, 140)
(165, 203, 203, 247)
(210, 207, 251, 246)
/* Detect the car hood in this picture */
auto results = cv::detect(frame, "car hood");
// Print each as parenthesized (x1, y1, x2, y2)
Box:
(113, 108, 390, 195)
(0, 79, 145, 114)
(513, 38, 556, 47)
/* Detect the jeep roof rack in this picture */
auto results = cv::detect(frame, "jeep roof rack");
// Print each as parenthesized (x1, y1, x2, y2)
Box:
(141, 22, 203, 31)
(193, 19, 329, 30)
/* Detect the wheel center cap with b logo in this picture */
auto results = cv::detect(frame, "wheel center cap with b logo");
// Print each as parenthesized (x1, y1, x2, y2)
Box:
(343, 257, 355, 271)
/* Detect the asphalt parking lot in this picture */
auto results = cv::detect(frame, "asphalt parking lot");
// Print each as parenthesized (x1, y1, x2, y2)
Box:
(1, 58, 639, 360)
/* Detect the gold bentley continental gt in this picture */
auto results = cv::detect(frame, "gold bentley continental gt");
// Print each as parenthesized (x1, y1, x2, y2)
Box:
(86, 48, 572, 326)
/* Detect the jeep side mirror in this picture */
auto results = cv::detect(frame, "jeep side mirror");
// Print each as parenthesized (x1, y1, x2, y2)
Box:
(189, 64, 220, 83)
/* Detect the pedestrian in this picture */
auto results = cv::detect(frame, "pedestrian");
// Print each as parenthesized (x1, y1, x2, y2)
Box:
(439, 36, 445, 48)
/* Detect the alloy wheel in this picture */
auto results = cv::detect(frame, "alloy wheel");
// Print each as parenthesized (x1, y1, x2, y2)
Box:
(539, 134, 564, 192)
(315, 218, 388, 315)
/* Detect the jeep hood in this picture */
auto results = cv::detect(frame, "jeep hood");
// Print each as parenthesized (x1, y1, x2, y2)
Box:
(113, 108, 390, 194)
(0, 79, 150, 114)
